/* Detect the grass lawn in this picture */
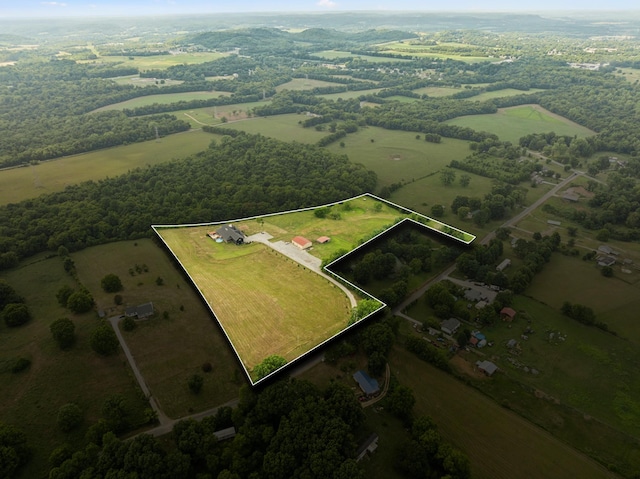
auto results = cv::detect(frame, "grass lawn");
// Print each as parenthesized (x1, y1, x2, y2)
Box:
(89, 52, 227, 70)
(221, 113, 329, 143)
(325, 126, 472, 189)
(446, 104, 595, 144)
(390, 345, 617, 479)
(0, 130, 213, 206)
(154, 230, 352, 376)
(0, 253, 149, 479)
(70, 239, 242, 418)
(275, 78, 346, 91)
(93, 91, 232, 112)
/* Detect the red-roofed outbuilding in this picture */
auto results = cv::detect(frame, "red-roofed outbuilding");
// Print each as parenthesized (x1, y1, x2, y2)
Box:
(500, 307, 517, 322)
(292, 236, 312, 250)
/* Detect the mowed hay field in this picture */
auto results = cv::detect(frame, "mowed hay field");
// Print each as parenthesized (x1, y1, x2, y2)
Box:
(0, 253, 149, 478)
(0, 130, 213, 206)
(222, 113, 329, 143)
(275, 78, 347, 91)
(390, 347, 617, 479)
(446, 104, 595, 144)
(156, 228, 352, 374)
(71, 239, 242, 417)
(93, 90, 232, 112)
(326, 126, 472, 188)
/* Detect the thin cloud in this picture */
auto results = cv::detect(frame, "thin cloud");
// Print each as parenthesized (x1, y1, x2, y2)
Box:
(317, 0, 338, 7)
(41, 2, 68, 6)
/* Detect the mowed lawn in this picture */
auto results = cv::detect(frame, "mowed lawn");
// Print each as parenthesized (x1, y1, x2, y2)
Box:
(446, 104, 595, 143)
(0, 130, 213, 206)
(155, 228, 352, 375)
(71, 239, 242, 418)
(390, 347, 617, 479)
(93, 90, 232, 112)
(0, 253, 149, 478)
(325, 126, 472, 188)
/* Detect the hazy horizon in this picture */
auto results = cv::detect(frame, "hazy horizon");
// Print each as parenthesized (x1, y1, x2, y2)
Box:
(2, 0, 639, 18)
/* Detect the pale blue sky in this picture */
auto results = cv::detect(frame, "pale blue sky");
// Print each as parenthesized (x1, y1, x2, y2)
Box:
(1, 0, 638, 17)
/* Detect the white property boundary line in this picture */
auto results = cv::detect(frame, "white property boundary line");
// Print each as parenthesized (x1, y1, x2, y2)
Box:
(152, 192, 475, 386)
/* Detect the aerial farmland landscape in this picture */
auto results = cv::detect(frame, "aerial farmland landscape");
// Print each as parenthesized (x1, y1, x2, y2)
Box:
(2, 1, 640, 478)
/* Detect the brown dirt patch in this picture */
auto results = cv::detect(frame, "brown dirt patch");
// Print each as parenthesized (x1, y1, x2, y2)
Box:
(451, 354, 486, 379)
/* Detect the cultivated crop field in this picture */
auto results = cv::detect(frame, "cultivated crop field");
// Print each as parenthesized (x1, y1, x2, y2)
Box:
(93, 90, 232, 112)
(71, 239, 242, 417)
(154, 195, 474, 381)
(445, 104, 595, 143)
(391, 345, 616, 479)
(325, 126, 472, 188)
(0, 130, 213, 206)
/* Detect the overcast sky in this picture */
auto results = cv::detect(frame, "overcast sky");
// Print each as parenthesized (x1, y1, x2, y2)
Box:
(1, 0, 639, 17)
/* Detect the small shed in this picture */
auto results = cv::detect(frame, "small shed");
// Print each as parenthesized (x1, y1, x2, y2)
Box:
(316, 236, 331, 244)
(500, 307, 517, 322)
(292, 236, 312, 250)
(441, 318, 461, 335)
(476, 360, 498, 376)
(353, 370, 380, 396)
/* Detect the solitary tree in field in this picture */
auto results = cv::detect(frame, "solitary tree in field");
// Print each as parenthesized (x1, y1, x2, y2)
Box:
(188, 374, 204, 394)
(440, 169, 456, 186)
(66, 290, 93, 314)
(2, 303, 31, 327)
(101, 274, 123, 293)
(90, 322, 119, 356)
(50, 317, 76, 350)
(459, 174, 471, 187)
(57, 403, 83, 432)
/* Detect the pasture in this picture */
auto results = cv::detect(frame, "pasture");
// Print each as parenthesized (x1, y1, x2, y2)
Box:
(154, 228, 352, 377)
(168, 100, 271, 127)
(0, 130, 213, 206)
(470, 88, 546, 101)
(71, 239, 242, 418)
(275, 78, 346, 91)
(0, 253, 149, 478)
(325, 126, 472, 188)
(446, 104, 595, 144)
(413, 86, 460, 97)
(93, 90, 232, 112)
(111, 75, 184, 87)
(90, 52, 227, 70)
(221, 113, 329, 143)
(317, 88, 382, 100)
(312, 50, 409, 63)
(391, 345, 618, 479)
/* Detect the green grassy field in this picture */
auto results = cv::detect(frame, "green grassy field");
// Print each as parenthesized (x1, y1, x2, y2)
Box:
(155, 229, 352, 375)
(312, 50, 410, 63)
(413, 86, 461, 97)
(88, 52, 227, 70)
(221, 113, 329, 143)
(470, 88, 546, 101)
(71, 239, 242, 418)
(275, 78, 345, 91)
(615, 67, 640, 84)
(390, 345, 618, 479)
(324, 126, 472, 189)
(446, 105, 596, 143)
(93, 91, 232, 112)
(112, 75, 184, 87)
(318, 88, 382, 100)
(0, 130, 213, 206)
(0, 253, 149, 479)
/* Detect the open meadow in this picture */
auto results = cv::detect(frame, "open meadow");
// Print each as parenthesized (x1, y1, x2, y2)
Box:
(390, 345, 618, 479)
(318, 88, 382, 100)
(413, 86, 461, 97)
(0, 253, 149, 478)
(470, 88, 546, 101)
(93, 90, 232, 112)
(446, 104, 595, 144)
(275, 78, 347, 91)
(312, 50, 410, 63)
(70, 239, 242, 418)
(221, 113, 330, 143)
(88, 52, 227, 70)
(0, 130, 213, 206)
(325, 126, 472, 189)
